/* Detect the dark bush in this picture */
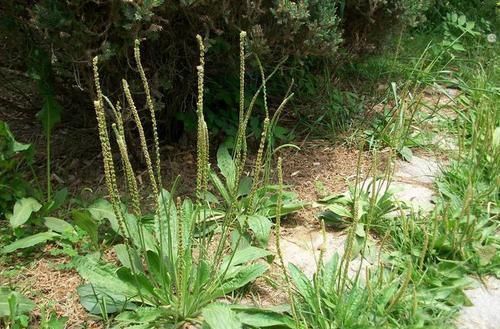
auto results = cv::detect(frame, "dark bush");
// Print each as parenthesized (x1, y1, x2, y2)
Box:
(1, 0, 434, 141)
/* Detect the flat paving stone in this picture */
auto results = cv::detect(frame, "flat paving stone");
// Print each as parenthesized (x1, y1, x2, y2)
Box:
(394, 156, 441, 185)
(456, 277, 500, 329)
(277, 229, 377, 279)
(360, 178, 436, 212)
(392, 182, 436, 212)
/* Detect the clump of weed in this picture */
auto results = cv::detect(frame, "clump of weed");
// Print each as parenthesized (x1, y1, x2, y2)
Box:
(76, 32, 296, 328)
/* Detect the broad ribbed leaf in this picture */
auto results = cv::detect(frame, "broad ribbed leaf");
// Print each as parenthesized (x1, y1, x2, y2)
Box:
(216, 263, 269, 297)
(0, 121, 31, 154)
(114, 244, 143, 272)
(44, 217, 74, 234)
(37, 96, 62, 136)
(247, 215, 273, 247)
(324, 203, 352, 218)
(217, 146, 237, 192)
(77, 284, 137, 314)
(114, 307, 164, 324)
(156, 189, 178, 257)
(10, 197, 42, 228)
(116, 267, 156, 300)
(76, 256, 138, 298)
(88, 199, 118, 232)
(288, 263, 311, 297)
(210, 171, 232, 205)
(72, 210, 99, 246)
(0, 287, 35, 317)
(237, 176, 252, 197)
(203, 303, 242, 329)
(221, 246, 272, 271)
(232, 305, 294, 328)
(1, 232, 59, 254)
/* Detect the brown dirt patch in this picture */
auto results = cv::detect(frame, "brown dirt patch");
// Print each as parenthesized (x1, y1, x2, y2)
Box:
(278, 141, 371, 230)
(0, 253, 101, 329)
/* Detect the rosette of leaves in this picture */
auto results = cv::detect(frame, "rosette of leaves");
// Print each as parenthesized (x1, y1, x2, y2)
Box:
(208, 145, 305, 247)
(75, 34, 294, 328)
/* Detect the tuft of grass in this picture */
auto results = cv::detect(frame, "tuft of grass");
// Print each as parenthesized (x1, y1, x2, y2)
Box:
(292, 25, 499, 329)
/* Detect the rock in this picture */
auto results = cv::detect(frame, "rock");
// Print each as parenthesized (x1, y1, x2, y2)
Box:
(358, 178, 436, 212)
(456, 277, 500, 329)
(394, 156, 441, 185)
(432, 134, 458, 151)
(392, 182, 436, 212)
(276, 228, 377, 279)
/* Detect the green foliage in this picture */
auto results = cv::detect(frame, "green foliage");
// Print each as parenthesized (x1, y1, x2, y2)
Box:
(1, 0, 438, 144)
(0, 188, 86, 255)
(72, 34, 296, 328)
(9, 197, 42, 228)
(208, 145, 305, 247)
(302, 22, 499, 328)
(425, 0, 498, 28)
(434, 64, 500, 275)
(38, 310, 68, 329)
(0, 122, 33, 216)
(0, 287, 35, 329)
(319, 179, 401, 233)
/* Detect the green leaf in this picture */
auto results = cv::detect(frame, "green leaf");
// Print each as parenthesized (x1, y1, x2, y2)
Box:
(114, 244, 143, 271)
(0, 287, 36, 317)
(217, 145, 236, 191)
(237, 176, 252, 197)
(203, 303, 242, 329)
(318, 210, 351, 229)
(216, 263, 269, 297)
(45, 188, 68, 212)
(451, 12, 458, 23)
(116, 267, 156, 300)
(355, 223, 366, 238)
(493, 126, 500, 148)
(88, 199, 118, 232)
(247, 215, 273, 246)
(457, 15, 466, 26)
(10, 197, 42, 228)
(466, 21, 475, 30)
(451, 43, 466, 52)
(41, 313, 68, 329)
(37, 97, 62, 136)
(221, 246, 272, 270)
(231, 306, 294, 328)
(0, 121, 32, 155)
(324, 203, 352, 218)
(399, 146, 413, 161)
(477, 245, 496, 266)
(1, 232, 59, 254)
(73, 210, 99, 246)
(44, 217, 74, 234)
(77, 284, 137, 314)
(288, 263, 311, 297)
(114, 307, 164, 324)
(76, 256, 139, 298)
(210, 171, 232, 205)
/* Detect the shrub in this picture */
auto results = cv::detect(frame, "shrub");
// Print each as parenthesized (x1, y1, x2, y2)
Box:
(1, 0, 434, 142)
(341, 0, 433, 49)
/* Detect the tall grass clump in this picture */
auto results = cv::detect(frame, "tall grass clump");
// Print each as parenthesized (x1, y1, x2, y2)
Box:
(304, 30, 499, 329)
(76, 32, 296, 328)
(434, 63, 500, 274)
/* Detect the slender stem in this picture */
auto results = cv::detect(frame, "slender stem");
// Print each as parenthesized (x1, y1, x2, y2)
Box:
(46, 128, 51, 202)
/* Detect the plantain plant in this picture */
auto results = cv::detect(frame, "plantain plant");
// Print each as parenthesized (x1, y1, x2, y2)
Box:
(76, 32, 294, 328)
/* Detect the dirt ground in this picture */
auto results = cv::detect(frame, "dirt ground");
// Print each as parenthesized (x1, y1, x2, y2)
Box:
(0, 118, 371, 327)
